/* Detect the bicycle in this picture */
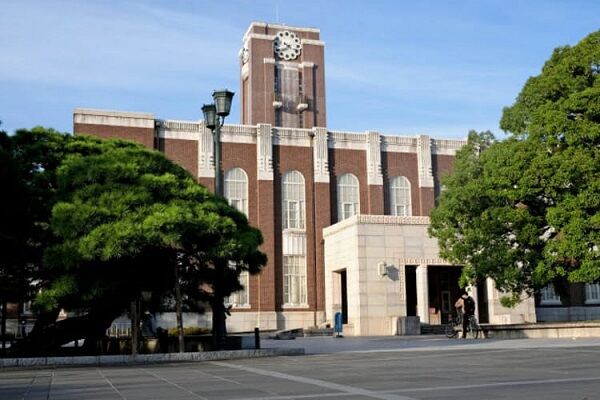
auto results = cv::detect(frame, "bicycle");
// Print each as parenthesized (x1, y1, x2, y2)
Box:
(445, 313, 480, 339)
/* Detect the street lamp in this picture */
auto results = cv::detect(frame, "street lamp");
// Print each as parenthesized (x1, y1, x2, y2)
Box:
(202, 89, 234, 197)
(202, 89, 234, 350)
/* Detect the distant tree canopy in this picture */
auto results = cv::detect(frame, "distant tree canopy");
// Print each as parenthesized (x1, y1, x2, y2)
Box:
(1, 128, 266, 353)
(430, 31, 600, 304)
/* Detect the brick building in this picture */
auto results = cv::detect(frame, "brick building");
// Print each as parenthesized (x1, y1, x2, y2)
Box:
(72, 22, 598, 335)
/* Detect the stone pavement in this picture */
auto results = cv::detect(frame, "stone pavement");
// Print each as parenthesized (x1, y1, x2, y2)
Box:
(2, 336, 600, 399)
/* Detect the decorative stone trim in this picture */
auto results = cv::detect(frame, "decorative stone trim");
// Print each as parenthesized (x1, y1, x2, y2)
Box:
(243, 22, 320, 42)
(157, 119, 200, 141)
(74, 108, 154, 128)
(381, 135, 418, 153)
(417, 135, 434, 188)
(431, 138, 467, 155)
(263, 58, 276, 64)
(355, 215, 430, 225)
(160, 120, 202, 131)
(257, 124, 274, 180)
(301, 39, 325, 46)
(221, 124, 257, 144)
(323, 214, 431, 238)
(322, 215, 358, 237)
(400, 258, 453, 265)
(366, 131, 383, 186)
(312, 127, 329, 183)
(273, 127, 312, 147)
(328, 130, 367, 150)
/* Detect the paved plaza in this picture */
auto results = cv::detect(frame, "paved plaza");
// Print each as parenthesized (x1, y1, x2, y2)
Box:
(2, 336, 600, 399)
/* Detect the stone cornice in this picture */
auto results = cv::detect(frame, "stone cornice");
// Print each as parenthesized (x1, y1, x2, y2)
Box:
(323, 214, 432, 238)
(400, 258, 453, 266)
(431, 138, 467, 155)
(221, 124, 257, 144)
(273, 127, 312, 147)
(243, 22, 320, 42)
(74, 108, 154, 129)
(301, 39, 325, 46)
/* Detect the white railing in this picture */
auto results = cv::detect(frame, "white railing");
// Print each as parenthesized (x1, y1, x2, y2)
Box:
(161, 120, 202, 131)
(106, 322, 132, 337)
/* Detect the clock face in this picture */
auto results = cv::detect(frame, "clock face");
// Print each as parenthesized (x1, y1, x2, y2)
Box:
(273, 31, 301, 61)
(239, 46, 249, 64)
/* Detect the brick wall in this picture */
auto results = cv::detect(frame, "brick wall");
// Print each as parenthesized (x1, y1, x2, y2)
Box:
(74, 123, 155, 150)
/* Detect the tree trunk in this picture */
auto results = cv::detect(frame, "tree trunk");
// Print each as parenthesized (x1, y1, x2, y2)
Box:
(12, 308, 120, 356)
(130, 300, 139, 356)
(174, 264, 184, 353)
(212, 260, 227, 350)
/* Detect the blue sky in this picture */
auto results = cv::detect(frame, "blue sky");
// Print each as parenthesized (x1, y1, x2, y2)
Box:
(1, 1, 599, 139)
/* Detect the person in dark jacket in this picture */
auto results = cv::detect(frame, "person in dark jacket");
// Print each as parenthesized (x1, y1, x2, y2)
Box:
(455, 291, 475, 338)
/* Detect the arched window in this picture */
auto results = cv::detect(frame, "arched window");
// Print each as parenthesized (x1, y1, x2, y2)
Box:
(282, 171, 305, 229)
(224, 168, 250, 307)
(224, 168, 248, 216)
(389, 176, 411, 216)
(337, 173, 360, 221)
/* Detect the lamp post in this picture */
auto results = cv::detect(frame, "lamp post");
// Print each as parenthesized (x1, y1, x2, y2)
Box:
(202, 89, 234, 350)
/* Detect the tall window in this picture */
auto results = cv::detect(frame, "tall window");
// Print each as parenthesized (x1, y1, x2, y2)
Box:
(585, 283, 600, 304)
(337, 173, 360, 221)
(224, 168, 249, 307)
(226, 268, 250, 307)
(540, 284, 561, 305)
(282, 171, 305, 229)
(224, 168, 248, 216)
(283, 255, 307, 305)
(389, 176, 411, 216)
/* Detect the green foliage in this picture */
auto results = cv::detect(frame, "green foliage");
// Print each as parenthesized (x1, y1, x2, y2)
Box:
(0, 127, 70, 303)
(430, 31, 600, 299)
(1, 128, 266, 322)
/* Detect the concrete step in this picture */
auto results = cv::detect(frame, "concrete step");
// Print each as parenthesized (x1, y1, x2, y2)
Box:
(420, 324, 446, 335)
(269, 328, 303, 340)
(303, 327, 334, 337)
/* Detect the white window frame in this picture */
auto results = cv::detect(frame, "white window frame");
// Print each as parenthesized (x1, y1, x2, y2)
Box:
(540, 284, 561, 305)
(389, 176, 411, 216)
(283, 255, 307, 306)
(224, 167, 249, 217)
(282, 171, 305, 230)
(585, 283, 600, 305)
(226, 268, 250, 308)
(224, 170, 250, 307)
(337, 173, 360, 221)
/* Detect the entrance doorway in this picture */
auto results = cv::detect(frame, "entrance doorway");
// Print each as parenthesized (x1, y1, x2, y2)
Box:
(429, 267, 462, 324)
(333, 269, 348, 324)
(405, 266, 417, 317)
(340, 270, 348, 324)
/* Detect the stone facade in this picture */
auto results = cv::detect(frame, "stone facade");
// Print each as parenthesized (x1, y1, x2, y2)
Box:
(73, 108, 466, 332)
(71, 22, 472, 334)
(323, 215, 537, 336)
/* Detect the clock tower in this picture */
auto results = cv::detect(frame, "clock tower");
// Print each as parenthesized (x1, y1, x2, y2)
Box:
(240, 22, 326, 128)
